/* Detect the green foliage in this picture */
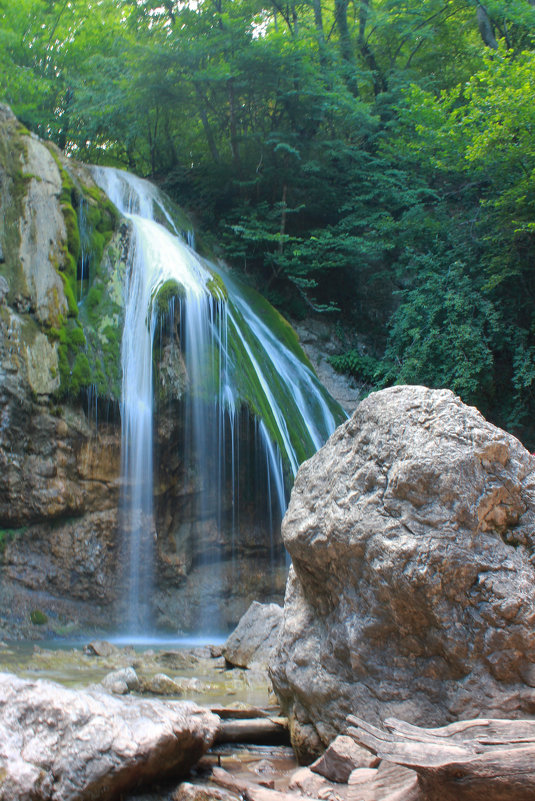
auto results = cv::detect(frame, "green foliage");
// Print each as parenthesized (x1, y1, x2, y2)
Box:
(330, 351, 381, 384)
(2, 0, 535, 443)
(380, 260, 498, 402)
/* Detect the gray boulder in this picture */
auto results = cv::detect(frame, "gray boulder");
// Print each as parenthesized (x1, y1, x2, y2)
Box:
(223, 601, 283, 668)
(0, 671, 219, 801)
(101, 666, 140, 695)
(270, 386, 535, 760)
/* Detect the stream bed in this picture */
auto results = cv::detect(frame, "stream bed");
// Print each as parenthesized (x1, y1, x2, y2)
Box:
(0, 638, 297, 801)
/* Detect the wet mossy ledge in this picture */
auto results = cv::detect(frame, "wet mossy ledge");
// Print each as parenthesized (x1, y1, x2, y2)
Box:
(152, 278, 186, 319)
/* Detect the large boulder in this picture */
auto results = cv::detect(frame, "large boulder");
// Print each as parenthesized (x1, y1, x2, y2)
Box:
(0, 672, 219, 801)
(270, 386, 535, 760)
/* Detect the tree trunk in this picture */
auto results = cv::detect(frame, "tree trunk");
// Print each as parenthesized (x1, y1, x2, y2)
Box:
(194, 83, 221, 164)
(227, 77, 241, 172)
(358, 0, 369, 43)
(358, 0, 386, 95)
(214, 717, 289, 744)
(476, 5, 498, 49)
(334, 0, 360, 96)
(312, 0, 324, 40)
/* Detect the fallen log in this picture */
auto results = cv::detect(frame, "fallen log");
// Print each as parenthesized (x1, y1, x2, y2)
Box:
(346, 714, 535, 801)
(210, 706, 278, 719)
(214, 717, 289, 745)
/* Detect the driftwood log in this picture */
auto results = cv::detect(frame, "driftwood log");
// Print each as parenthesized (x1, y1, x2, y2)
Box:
(210, 706, 280, 720)
(347, 714, 535, 801)
(214, 716, 289, 744)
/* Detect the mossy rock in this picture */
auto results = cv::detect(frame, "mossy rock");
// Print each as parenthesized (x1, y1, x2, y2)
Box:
(206, 270, 228, 301)
(153, 279, 186, 316)
(41, 149, 125, 402)
(0, 114, 30, 301)
(29, 609, 48, 626)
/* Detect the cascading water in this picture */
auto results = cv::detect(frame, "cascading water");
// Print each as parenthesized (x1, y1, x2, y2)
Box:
(91, 166, 345, 635)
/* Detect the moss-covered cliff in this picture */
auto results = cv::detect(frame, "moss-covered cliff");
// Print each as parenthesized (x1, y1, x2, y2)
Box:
(0, 103, 127, 405)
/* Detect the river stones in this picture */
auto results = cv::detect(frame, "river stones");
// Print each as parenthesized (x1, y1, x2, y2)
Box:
(0, 671, 219, 801)
(310, 735, 379, 782)
(270, 386, 535, 760)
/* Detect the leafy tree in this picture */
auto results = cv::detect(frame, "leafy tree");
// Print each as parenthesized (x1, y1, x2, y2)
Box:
(2, 0, 535, 444)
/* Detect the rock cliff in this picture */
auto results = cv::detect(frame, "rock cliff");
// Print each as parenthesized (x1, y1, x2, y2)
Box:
(0, 104, 126, 635)
(270, 386, 535, 761)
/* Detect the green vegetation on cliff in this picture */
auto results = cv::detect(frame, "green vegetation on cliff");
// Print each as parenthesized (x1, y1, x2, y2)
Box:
(46, 149, 123, 401)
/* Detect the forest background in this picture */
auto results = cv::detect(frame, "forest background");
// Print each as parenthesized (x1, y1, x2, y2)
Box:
(1, 0, 534, 446)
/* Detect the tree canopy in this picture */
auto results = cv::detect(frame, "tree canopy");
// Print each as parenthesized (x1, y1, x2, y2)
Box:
(1, 0, 535, 444)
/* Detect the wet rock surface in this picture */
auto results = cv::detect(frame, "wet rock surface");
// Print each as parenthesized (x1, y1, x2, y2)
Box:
(270, 386, 535, 758)
(0, 671, 219, 801)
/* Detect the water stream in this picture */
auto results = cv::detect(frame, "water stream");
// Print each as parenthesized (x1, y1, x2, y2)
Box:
(91, 167, 345, 635)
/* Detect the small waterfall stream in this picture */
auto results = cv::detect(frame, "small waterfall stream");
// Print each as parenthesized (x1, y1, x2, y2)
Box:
(91, 166, 345, 635)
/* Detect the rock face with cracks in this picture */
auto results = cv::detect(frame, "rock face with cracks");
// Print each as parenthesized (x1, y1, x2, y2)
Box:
(0, 672, 219, 801)
(270, 386, 535, 761)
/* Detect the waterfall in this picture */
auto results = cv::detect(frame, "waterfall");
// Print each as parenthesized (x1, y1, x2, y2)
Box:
(91, 166, 345, 635)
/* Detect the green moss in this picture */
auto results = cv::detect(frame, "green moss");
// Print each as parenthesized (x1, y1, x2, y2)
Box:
(70, 352, 92, 394)
(206, 270, 228, 301)
(37, 149, 124, 402)
(153, 279, 186, 316)
(0, 526, 25, 556)
(68, 326, 86, 347)
(0, 121, 30, 300)
(59, 271, 78, 317)
(86, 285, 103, 320)
(29, 609, 48, 626)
